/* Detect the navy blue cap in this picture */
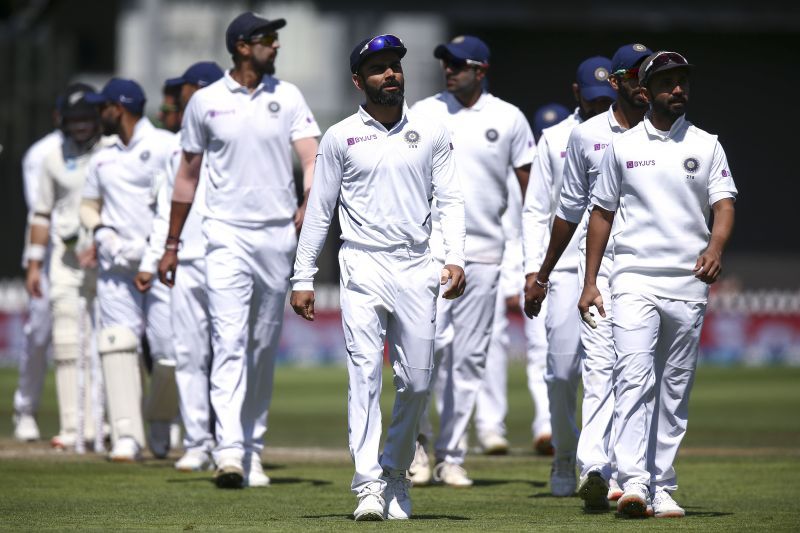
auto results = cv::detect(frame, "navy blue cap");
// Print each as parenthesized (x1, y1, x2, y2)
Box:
(434, 35, 490, 66)
(226, 12, 286, 54)
(638, 51, 693, 86)
(165, 61, 224, 88)
(533, 103, 570, 139)
(350, 34, 407, 74)
(85, 78, 147, 114)
(576, 56, 616, 101)
(611, 43, 653, 73)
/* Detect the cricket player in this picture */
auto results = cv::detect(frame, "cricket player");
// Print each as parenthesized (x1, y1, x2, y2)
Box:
(291, 34, 465, 520)
(81, 78, 178, 462)
(526, 43, 654, 512)
(25, 83, 112, 451)
(139, 61, 224, 473)
(579, 51, 737, 518)
(13, 106, 62, 442)
(411, 35, 533, 487)
(522, 56, 616, 497)
(158, 12, 320, 489)
(157, 82, 182, 134)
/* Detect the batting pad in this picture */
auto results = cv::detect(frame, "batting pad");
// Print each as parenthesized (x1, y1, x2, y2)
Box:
(99, 325, 145, 446)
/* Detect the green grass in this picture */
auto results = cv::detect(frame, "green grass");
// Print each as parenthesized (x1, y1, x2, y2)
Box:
(1, 365, 799, 531)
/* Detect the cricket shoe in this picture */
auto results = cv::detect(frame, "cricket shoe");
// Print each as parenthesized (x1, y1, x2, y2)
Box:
(577, 470, 609, 512)
(652, 489, 685, 518)
(478, 432, 509, 456)
(353, 481, 385, 521)
(408, 441, 431, 486)
(550, 456, 577, 496)
(433, 461, 473, 487)
(147, 420, 171, 459)
(616, 482, 650, 518)
(13, 413, 40, 442)
(607, 477, 624, 501)
(382, 471, 412, 520)
(533, 433, 554, 456)
(108, 437, 142, 463)
(51, 432, 78, 451)
(175, 449, 214, 472)
(244, 454, 270, 487)
(214, 457, 244, 489)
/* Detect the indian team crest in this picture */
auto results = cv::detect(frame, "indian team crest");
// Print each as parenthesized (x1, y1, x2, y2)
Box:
(140, 150, 151, 162)
(451, 36, 466, 44)
(485, 128, 499, 142)
(683, 156, 700, 173)
(594, 67, 609, 82)
(633, 43, 647, 52)
(268, 101, 281, 113)
(404, 130, 421, 147)
(543, 110, 557, 122)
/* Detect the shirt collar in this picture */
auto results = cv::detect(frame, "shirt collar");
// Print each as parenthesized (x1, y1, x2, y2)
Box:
(606, 105, 627, 133)
(357, 101, 410, 133)
(114, 117, 154, 151)
(443, 90, 490, 111)
(571, 106, 583, 125)
(643, 113, 688, 141)
(223, 70, 266, 95)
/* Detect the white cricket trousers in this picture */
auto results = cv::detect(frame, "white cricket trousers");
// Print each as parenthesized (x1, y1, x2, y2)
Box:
(14, 259, 51, 416)
(339, 242, 438, 493)
(203, 218, 295, 466)
(172, 259, 214, 454)
(544, 269, 583, 460)
(612, 292, 705, 491)
(434, 261, 500, 465)
(576, 254, 617, 479)
(523, 294, 551, 439)
(474, 288, 510, 438)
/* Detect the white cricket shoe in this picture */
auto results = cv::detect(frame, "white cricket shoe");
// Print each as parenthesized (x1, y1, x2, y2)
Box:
(108, 437, 142, 463)
(652, 489, 685, 518)
(550, 456, 576, 496)
(245, 455, 270, 488)
(174, 449, 213, 472)
(433, 461, 473, 487)
(13, 413, 40, 442)
(608, 477, 624, 501)
(353, 481, 385, 521)
(51, 432, 78, 450)
(214, 457, 244, 489)
(408, 441, 431, 486)
(616, 482, 649, 518)
(382, 471, 412, 520)
(147, 421, 171, 459)
(577, 470, 609, 512)
(478, 432, 509, 456)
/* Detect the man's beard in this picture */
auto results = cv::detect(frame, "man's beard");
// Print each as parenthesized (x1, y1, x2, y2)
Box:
(365, 79, 404, 106)
(254, 59, 276, 76)
(100, 117, 118, 136)
(619, 86, 648, 109)
(653, 95, 687, 120)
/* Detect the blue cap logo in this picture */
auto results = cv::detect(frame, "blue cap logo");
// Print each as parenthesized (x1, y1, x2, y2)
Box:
(594, 67, 609, 82)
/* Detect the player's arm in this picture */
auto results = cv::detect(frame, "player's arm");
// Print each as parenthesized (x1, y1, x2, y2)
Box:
(291, 136, 320, 233)
(694, 198, 734, 284)
(157, 150, 202, 287)
(509, 108, 535, 199)
(26, 164, 55, 298)
(137, 156, 175, 292)
(513, 164, 530, 200)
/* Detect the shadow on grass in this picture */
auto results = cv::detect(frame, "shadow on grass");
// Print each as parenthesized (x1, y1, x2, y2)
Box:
(301, 514, 469, 521)
(684, 511, 734, 518)
(165, 476, 332, 486)
(414, 479, 546, 489)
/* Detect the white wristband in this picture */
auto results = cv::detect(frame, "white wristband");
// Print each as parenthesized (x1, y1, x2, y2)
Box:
(27, 243, 46, 262)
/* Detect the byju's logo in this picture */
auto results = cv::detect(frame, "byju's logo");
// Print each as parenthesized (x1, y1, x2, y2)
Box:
(346, 134, 378, 146)
(626, 160, 655, 169)
(594, 143, 609, 151)
(208, 109, 235, 119)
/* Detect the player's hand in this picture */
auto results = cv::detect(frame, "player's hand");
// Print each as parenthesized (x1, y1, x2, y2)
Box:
(158, 250, 179, 288)
(577, 283, 605, 329)
(134, 271, 154, 293)
(77, 243, 97, 269)
(694, 247, 722, 284)
(291, 290, 315, 321)
(441, 264, 466, 300)
(524, 272, 548, 318)
(25, 263, 42, 298)
(505, 295, 522, 314)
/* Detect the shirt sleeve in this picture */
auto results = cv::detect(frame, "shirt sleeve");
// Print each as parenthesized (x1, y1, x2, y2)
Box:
(707, 140, 738, 206)
(180, 96, 207, 154)
(431, 124, 466, 268)
(290, 131, 344, 291)
(509, 108, 536, 169)
(22, 147, 40, 210)
(591, 141, 622, 212)
(82, 155, 102, 201)
(289, 87, 322, 142)
(33, 154, 55, 217)
(556, 128, 590, 224)
(521, 135, 555, 273)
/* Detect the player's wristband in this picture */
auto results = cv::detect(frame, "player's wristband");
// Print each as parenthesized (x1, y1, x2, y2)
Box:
(534, 278, 550, 290)
(164, 239, 182, 251)
(27, 243, 46, 262)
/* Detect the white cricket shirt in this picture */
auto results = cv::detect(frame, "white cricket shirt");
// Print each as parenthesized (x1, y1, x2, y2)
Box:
(23, 130, 63, 210)
(181, 71, 320, 226)
(522, 108, 583, 273)
(591, 115, 738, 302)
(83, 118, 177, 265)
(499, 170, 524, 298)
(291, 103, 466, 291)
(411, 92, 534, 264)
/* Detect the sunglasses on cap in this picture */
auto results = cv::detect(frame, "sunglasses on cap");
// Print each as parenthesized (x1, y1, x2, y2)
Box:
(251, 32, 278, 47)
(359, 34, 404, 55)
(612, 67, 639, 80)
(643, 51, 689, 76)
(440, 57, 488, 71)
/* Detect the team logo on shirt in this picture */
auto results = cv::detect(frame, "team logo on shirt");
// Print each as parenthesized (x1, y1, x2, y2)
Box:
(683, 157, 700, 173)
(485, 128, 499, 142)
(404, 130, 421, 147)
(347, 134, 378, 146)
(722, 169, 731, 177)
(594, 67, 609, 82)
(626, 159, 655, 168)
(594, 143, 609, 151)
(268, 101, 281, 113)
(140, 150, 151, 162)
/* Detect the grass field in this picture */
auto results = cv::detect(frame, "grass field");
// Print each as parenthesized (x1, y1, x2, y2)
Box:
(1, 364, 799, 531)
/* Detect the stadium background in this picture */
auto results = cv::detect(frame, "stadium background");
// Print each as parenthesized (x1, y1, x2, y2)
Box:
(0, 0, 798, 366)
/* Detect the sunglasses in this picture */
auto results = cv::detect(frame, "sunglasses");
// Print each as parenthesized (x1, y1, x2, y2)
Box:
(251, 32, 278, 47)
(644, 51, 689, 76)
(612, 67, 640, 80)
(440, 57, 487, 71)
(359, 34, 404, 56)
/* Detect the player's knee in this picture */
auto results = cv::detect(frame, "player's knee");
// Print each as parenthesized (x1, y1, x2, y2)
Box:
(394, 363, 432, 398)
